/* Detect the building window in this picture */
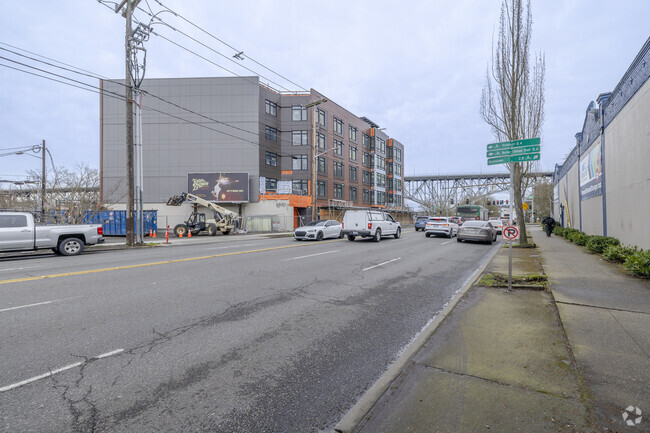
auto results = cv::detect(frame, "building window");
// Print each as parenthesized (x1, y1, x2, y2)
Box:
(363, 189, 371, 203)
(376, 173, 386, 187)
(376, 137, 386, 154)
(317, 108, 326, 126)
(363, 170, 372, 185)
(349, 145, 357, 162)
(376, 155, 386, 170)
(349, 165, 358, 181)
(318, 156, 326, 174)
(363, 133, 370, 148)
(317, 180, 326, 198)
(292, 130, 308, 146)
(350, 186, 358, 202)
(265, 178, 277, 192)
(334, 139, 343, 156)
(334, 161, 344, 178)
(334, 183, 343, 199)
(395, 148, 402, 162)
(334, 117, 343, 134)
(265, 100, 277, 116)
(265, 125, 277, 142)
(363, 152, 372, 167)
(292, 155, 308, 170)
(265, 151, 277, 167)
(349, 126, 358, 142)
(317, 132, 326, 150)
(395, 164, 402, 177)
(292, 105, 307, 121)
(292, 180, 308, 195)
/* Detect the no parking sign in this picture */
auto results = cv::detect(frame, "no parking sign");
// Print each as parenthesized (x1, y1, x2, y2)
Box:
(503, 226, 519, 240)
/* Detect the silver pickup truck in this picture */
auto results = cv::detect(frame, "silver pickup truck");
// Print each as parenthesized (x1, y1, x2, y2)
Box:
(0, 212, 104, 256)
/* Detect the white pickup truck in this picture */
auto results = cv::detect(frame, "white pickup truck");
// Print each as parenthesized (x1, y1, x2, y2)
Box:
(341, 210, 401, 242)
(0, 212, 104, 256)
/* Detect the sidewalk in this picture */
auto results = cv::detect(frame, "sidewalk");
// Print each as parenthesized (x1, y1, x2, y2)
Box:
(342, 227, 649, 433)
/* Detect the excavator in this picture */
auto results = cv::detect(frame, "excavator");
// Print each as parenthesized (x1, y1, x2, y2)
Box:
(166, 192, 239, 237)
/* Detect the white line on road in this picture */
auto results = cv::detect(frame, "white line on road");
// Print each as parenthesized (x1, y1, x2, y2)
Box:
(0, 297, 80, 314)
(362, 257, 402, 272)
(282, 250, 340, 261)
(0, 266, 36, 272)
(440, 240, 453, 245)
(0, 349, 124, 392)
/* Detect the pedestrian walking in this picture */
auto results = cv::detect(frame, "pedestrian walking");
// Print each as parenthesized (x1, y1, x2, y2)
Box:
(542, 215, 556, 237)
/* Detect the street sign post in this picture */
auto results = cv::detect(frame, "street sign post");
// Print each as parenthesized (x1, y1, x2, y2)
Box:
(511, 153, 540, 162)
(503, 226, 519, 240)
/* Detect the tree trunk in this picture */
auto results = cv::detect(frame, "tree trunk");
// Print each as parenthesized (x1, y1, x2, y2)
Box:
(513, 163, 528, 245)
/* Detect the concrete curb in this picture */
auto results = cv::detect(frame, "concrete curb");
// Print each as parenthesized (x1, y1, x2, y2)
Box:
(331, 242, 503, 433)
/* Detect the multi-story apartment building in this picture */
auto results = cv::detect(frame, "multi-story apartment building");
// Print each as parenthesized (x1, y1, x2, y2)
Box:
(100, 76, 405, 228)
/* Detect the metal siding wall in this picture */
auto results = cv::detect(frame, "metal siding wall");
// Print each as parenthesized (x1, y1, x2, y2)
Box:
(604, 78, 650, 249)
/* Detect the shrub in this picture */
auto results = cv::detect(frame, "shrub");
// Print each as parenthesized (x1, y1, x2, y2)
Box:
(553, 226, 565, 237)
(603, 245, 638, 263)
(586, 236, 620, 254)
(563, 228, 580, 239)
(623, 249, 650, 278)
(570, 232, 590, 246)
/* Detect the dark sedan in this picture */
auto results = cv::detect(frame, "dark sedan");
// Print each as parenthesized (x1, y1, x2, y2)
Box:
(457, 220, 498, 244)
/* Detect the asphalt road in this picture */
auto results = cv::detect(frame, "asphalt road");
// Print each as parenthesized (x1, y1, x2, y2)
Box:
(0, 230, 501, 432)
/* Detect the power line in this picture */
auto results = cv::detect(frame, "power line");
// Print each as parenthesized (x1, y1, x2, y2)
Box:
(0, 55, 300, 158)
(152, 0, 308, 92)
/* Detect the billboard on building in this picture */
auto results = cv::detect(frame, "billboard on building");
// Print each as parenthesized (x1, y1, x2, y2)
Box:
(188, 173, 249, 203)
(579, 144, 603, 200)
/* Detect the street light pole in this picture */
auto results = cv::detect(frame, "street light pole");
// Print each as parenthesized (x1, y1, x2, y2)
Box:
(304, 98, 327, 222)
(41, 139, 46, 220)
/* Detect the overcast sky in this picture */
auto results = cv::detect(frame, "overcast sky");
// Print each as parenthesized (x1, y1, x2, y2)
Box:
(1, 0, 648, 185)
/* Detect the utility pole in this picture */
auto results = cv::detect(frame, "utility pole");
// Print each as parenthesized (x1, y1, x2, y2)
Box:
(304, 98, 327, 222)
(41, 139, 46, 220)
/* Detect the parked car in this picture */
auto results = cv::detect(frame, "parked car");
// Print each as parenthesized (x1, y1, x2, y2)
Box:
(294, 220, 342, 241)
(341, 210, 401, 242)
(450, 216, 462, 226)
(0, 212, 104, 256)
(414, 215, 432, 231)
(457, 220, 497, 244)
(424, 217, 458, 238)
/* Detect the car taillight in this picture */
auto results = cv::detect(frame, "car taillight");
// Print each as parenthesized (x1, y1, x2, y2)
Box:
(368, 222, 372, 230)
(97, 227, 103, 235)
(342, 222, 344, 229)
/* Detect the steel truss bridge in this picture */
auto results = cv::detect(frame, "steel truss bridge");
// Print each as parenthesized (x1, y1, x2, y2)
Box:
(404, 172, 553, 208)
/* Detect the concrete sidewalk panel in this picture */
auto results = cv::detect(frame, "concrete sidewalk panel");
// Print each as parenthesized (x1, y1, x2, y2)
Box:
(357, 364, 590, 433)
(556, 303, 650, 427)
(413, 287, 582, 399)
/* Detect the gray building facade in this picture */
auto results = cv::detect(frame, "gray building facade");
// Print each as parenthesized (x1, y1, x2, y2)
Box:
(100, 76, 406, 228)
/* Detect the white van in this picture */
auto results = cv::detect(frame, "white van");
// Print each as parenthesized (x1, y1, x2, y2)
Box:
(341, 210, 401, 242)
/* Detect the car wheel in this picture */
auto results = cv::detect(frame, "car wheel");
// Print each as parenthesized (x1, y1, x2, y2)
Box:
(373, 229, 381, 242)
(457, 237, 462, 243)
(58, 237, 84, 256)
(425, 232, 430, 237)
(339, 231, 344, 238)
(347, 235, 355, 241)
(317, 231, 323, 241)
(394, 227, 401, 239)
(207, 223, 217, 236)
(447, 231, 453, 238)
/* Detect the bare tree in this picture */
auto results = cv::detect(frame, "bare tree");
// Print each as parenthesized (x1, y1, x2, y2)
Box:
(481, 0, 545, 245)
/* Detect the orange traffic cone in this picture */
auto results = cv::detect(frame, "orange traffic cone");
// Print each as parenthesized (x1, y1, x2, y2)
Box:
(179, 231, 183, 238)
(188, 230, 192, 238)
(152, 230, 157, 238)
(149, 229, 153, 237)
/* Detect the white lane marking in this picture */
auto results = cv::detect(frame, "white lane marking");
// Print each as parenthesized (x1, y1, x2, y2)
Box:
(440, 240, 453, 245)
(0, 297, 80, 313)
(0, 349, 124, 392)
(0, 266, 36, 272)
(362, 257, 402, 272)
(282, 250, 340, 261)
(206, 243, 259, 250)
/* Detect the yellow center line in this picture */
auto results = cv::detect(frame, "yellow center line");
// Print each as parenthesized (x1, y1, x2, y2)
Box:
(0, 240, 342, 285)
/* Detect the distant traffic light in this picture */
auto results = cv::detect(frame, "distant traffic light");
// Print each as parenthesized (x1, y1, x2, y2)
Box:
(487, 201, 491, 206)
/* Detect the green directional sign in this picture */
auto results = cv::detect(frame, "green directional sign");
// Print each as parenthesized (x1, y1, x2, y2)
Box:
(488, 156, 511, 165)
(486, 141, 513, 151)
(511, 145, 540, 155)
(486, 148, 512, 158)
(510, 137, 540, 147)
(511, 153, 540, 162)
